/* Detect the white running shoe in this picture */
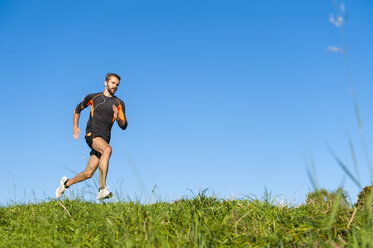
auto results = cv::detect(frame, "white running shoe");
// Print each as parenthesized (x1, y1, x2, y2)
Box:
(56, 176, 69, 198)
(97, 186, 113, 199)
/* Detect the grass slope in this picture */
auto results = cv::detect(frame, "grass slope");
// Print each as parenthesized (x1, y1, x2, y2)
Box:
(0, 194, 372, 247)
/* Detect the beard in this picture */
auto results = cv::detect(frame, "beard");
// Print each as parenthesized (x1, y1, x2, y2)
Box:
(108, 87, 116, 96)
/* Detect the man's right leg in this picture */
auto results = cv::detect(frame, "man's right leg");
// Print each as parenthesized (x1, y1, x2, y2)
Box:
(56, 155, 100, 198)
(65, 154, 100, 187)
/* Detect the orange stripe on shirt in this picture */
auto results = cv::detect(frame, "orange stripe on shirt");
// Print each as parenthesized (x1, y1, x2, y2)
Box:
(112, 104, 125, 122)
(118, 104, 125, 121)
(88, 100, 93, 117)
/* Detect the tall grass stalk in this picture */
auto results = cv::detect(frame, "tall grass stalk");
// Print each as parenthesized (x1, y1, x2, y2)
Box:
(330, 0, 373, 182)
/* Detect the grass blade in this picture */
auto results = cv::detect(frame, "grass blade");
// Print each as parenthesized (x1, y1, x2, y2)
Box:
(344, 125, 360, 182)
(327, 143, 362, 189)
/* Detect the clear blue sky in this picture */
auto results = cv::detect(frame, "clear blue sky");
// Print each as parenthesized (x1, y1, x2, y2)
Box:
(1, 0, 373, 205)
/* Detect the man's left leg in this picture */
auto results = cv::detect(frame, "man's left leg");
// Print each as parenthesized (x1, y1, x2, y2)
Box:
(91, 137, 112, 188)
(91, 137, 113, 199)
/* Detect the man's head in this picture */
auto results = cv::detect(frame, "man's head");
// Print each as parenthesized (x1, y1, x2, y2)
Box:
(104, 73, 121, 96)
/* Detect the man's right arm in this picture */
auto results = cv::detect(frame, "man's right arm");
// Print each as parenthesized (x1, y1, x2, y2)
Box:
(73, 94, 93, 139)
(73, 113, 81, 139)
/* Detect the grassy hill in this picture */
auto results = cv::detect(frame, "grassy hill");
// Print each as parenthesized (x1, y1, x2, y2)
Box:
(1, 191, 372, 247)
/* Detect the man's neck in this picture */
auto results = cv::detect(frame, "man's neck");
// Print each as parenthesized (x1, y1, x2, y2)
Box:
(103, 90, 113, 97)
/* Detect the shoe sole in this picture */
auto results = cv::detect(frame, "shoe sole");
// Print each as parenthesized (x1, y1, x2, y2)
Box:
(56, 177, 68, 198)
(97, 192, 113, 200)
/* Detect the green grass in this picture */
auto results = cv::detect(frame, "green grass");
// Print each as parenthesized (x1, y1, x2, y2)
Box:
(1, 191, 372, 247)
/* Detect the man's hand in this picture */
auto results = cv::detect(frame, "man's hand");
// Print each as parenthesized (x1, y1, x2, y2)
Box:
(73, 126, 81, 139)
(113, 104, 127, 130)
(112, 104, 119, 120)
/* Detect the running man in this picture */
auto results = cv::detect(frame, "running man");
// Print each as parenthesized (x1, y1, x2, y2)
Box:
(56, 73, 128, 199)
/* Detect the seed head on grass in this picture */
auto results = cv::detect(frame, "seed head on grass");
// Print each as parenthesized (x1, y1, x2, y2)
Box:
(355, 185, 373, 210)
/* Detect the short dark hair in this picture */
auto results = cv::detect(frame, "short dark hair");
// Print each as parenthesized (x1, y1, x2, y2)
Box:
(106, 73, 121, 81)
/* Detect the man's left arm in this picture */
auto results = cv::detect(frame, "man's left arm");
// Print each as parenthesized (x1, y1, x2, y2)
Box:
(113, 102, 128, 130)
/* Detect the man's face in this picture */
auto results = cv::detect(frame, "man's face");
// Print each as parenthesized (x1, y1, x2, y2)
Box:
(105, 76, 120, 96)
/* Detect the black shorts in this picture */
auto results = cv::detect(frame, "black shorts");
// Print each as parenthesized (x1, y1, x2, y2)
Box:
(85, 133, 102, 159)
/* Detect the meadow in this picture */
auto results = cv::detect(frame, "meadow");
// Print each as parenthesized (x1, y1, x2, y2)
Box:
(1, 188, 372, 247)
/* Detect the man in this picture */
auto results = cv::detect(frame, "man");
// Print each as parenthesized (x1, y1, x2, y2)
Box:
(56, 73, 128, 199)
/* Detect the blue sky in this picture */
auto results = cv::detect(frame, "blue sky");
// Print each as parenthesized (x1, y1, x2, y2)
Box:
(1, 0, 373, 205)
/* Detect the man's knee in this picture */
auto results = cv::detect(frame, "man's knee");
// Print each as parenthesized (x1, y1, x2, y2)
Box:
(84, 170, 94, 179)
(103, 145, 112, 155)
